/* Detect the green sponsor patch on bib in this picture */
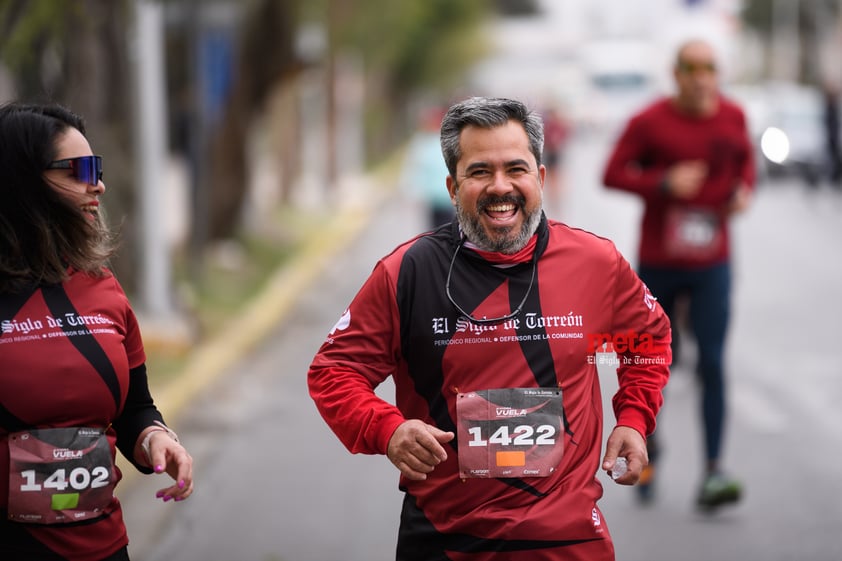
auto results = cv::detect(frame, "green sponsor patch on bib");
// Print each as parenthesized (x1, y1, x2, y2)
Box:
(51, 493, 80, 511)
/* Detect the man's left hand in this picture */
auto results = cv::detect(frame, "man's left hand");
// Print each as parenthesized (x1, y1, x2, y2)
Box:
(728, 183, 753, 215)
(602, 426, 648, 485)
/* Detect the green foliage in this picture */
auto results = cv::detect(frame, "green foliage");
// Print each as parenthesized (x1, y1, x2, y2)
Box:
(0, 0, 70, 72)
(345, 0, 490, 93)
(301, 0, 491, 94)
(393, 0, 490, 92)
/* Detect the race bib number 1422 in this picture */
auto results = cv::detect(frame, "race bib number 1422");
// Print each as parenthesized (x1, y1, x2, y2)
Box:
(456, 388, 565, 478)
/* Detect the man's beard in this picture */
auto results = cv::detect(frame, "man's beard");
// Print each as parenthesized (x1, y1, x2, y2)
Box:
(454, 192, 542, 254)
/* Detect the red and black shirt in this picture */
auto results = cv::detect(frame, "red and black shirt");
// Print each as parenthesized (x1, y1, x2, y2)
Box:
(308, 216, 671, 560)
(603, 96, 756, 269)
(1, 269, 162, 561)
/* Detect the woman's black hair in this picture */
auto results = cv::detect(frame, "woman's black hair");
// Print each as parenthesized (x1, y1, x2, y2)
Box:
(0, 102, 114, 293)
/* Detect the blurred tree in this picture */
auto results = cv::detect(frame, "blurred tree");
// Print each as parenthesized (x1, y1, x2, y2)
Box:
(494, 0, 539, 16)
(0, 0, 139, 292)
(304, 0, 490, 168)
(202, 0, 302, 240)
(160, 0, 304, 265)
(188, 0, 491, 240)
(0, 0, 494, 286)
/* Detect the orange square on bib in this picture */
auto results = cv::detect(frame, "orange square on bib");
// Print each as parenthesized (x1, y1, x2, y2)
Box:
(496, 451, 526, 467)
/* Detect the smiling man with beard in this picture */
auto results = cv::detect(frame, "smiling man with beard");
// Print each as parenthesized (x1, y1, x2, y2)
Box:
(308, 96, 671, 561)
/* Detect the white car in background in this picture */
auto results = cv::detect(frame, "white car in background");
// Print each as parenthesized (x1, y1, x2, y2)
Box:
(578, 39, 661, 134)
(731, 82, 835, 187)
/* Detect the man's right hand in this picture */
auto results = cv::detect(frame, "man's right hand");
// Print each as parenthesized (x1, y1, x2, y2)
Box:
(387, 420, 455, 480)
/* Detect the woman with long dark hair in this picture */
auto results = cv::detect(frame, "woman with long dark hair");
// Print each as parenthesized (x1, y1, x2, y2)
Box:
(0, 102, 193, 561)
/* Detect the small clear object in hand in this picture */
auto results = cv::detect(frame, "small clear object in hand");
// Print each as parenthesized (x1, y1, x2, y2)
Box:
(611, 457, 628, 480)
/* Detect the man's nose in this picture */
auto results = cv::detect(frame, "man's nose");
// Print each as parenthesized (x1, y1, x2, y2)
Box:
(487, 170, 514, 194)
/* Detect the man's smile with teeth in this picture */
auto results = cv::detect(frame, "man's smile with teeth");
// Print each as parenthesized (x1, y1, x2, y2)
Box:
(484, 201, 519, 221)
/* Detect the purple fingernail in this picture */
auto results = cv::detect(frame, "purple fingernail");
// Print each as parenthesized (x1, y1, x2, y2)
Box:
(155, 465, 164, 473)
(178, 480, 185, 489)
(156, 491, 165, 499)
(163, 495, 172, 502)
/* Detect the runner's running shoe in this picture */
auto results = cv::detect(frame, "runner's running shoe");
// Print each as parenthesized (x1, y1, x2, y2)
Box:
(696, 472, 742, 511)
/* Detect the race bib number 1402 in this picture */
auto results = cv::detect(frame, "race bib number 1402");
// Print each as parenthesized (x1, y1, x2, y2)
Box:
(7, 427, 116, 524)
(456, 388, 565, 478)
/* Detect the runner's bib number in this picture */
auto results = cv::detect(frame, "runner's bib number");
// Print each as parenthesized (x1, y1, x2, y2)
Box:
(456, 388, 564, 478)
(7, 427, 117, 524)
(664, 207, 722, 259)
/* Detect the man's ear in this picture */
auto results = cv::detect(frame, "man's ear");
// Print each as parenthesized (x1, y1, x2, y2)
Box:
(446, 175, 458, 200)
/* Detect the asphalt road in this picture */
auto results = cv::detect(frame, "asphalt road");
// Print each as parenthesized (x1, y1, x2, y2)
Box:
(119, 124, 842, 561)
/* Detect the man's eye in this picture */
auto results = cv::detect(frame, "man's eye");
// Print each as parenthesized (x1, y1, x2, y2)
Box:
(470, 169, 490, 178)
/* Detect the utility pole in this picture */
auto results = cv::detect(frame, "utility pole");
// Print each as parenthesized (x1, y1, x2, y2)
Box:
(133, 0, 172, 316)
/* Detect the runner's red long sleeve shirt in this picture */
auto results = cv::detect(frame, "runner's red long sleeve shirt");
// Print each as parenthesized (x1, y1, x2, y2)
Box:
(308, 217, 671, 557)
(0, 270, 161, 561)
(602, 97, 755, 269)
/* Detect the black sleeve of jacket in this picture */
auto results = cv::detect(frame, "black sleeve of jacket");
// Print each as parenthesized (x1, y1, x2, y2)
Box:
(113, 363, 165, 473)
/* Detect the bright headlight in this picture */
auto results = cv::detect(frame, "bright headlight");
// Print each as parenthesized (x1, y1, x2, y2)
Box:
(760, 126, 790, 164)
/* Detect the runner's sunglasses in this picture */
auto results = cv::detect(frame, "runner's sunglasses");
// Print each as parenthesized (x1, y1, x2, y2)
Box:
(677, 61, 717, 75)
(46, 155, 103, 186)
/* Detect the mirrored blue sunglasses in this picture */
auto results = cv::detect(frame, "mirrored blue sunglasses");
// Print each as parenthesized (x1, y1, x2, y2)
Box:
(46, 155, 103, 186)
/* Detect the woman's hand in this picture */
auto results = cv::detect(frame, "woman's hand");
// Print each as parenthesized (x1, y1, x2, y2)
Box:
(137, 424, 194, 502)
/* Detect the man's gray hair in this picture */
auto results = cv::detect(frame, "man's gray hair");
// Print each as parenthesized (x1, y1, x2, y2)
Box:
(440, 97, 544, 178)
